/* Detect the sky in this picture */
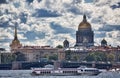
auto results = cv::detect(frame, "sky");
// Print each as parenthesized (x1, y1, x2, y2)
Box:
(0, 0, 120, 50)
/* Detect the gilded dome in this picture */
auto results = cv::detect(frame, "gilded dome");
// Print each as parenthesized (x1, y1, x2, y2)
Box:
(78, 15, 91, 30)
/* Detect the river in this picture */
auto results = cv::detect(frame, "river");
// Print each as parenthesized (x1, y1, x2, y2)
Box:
(0, 70, 120, 78)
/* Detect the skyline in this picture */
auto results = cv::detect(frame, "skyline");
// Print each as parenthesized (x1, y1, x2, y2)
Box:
(0, 0, 120, 50)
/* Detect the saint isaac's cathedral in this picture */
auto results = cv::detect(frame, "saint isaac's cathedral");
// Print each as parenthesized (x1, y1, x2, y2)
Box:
(64, 14, 94, 48)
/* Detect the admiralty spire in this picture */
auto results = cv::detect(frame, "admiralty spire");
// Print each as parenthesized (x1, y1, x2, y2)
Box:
(10, 26, 22, 51)
(75, 14, 94, 47)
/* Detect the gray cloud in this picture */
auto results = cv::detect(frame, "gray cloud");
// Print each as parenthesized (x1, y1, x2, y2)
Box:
(50, 22, 75, 34)
(32, 9, 61, 17)
(98, 25, 120, 31)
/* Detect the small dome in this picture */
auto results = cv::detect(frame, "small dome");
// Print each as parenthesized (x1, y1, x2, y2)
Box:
(78, 15, 91, 30)
(64, 39, 69, 44)
(63, 39, 69, 48)
(101, 39, 107, 44)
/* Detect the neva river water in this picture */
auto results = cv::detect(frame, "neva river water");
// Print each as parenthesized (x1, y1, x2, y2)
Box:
(0, 70, 120, 78)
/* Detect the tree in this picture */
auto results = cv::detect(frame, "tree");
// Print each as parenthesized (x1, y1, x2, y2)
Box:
(56, 45, 63, 48)
(84, 53, 95, 62)
(107, 53, 115, 62)
(48, 54, 58, 61)
(14, 52, 26, 61)
(84, 52, 107, 62)
(73, 55, 79, 61)
(118, 55, 120, 62)
(1, 53, 16, 64)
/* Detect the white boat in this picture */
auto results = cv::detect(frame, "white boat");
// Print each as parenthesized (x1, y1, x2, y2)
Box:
(31, 65, 101, 76)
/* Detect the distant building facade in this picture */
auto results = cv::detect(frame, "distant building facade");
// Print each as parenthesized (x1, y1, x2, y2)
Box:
(13, 46, 59, 62)
(10, 26, 59, 62)
(61, 14, 120, 62)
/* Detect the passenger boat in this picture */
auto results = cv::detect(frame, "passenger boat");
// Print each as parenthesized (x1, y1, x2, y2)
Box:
(31, 65, 101, 76)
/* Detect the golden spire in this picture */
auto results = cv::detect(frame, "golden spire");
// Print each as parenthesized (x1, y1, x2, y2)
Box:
(10, 23, 22, 50)
(14, 26, 18, 40)
(83, 14, 87, 22)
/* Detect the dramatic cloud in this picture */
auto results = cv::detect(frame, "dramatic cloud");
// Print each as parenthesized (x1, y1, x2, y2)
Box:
(0, 0, 6, 4)
(0, 0, 120, 50)
(50, 22, 75, 34)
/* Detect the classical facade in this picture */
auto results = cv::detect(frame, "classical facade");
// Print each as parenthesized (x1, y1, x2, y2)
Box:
(75, 14, 94, 47)
(10, 26, 59, 62)
(14, 46, 59, 62)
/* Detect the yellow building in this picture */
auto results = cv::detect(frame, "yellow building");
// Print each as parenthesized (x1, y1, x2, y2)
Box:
(14, 46, 59, 62)
(10, 26, 60, 62)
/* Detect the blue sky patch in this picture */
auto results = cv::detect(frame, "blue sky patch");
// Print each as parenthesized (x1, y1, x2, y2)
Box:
(111, 2, 120, 9)
(50, 22, 75, 34)
(24, 31, 45, 41)
(85, 0, 93, 3)
(26, 0, 34, 3)
(95, 32, 106, 38)
(13, 2, 20, 8)
(67, 6, 82, 15)
(32, 9, 61, 17)
(98, 25, 120, 31)
(0, 0, 6, 4)
(19, 12, 28, 24)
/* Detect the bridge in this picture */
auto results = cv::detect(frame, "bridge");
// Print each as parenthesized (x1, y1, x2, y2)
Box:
(61, 62, 112, 69)
(1, 61, 120, 70)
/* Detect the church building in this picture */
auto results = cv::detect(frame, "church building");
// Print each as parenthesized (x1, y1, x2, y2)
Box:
(75, 14, 94, 47)
(63, 14, 94, 48)
(10, 26, 59, 62)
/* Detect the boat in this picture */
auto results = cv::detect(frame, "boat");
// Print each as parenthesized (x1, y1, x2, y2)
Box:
(31, 65, 101, 76)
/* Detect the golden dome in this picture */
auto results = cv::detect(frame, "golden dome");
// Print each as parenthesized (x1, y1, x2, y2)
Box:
(78, 15, 91, 30)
